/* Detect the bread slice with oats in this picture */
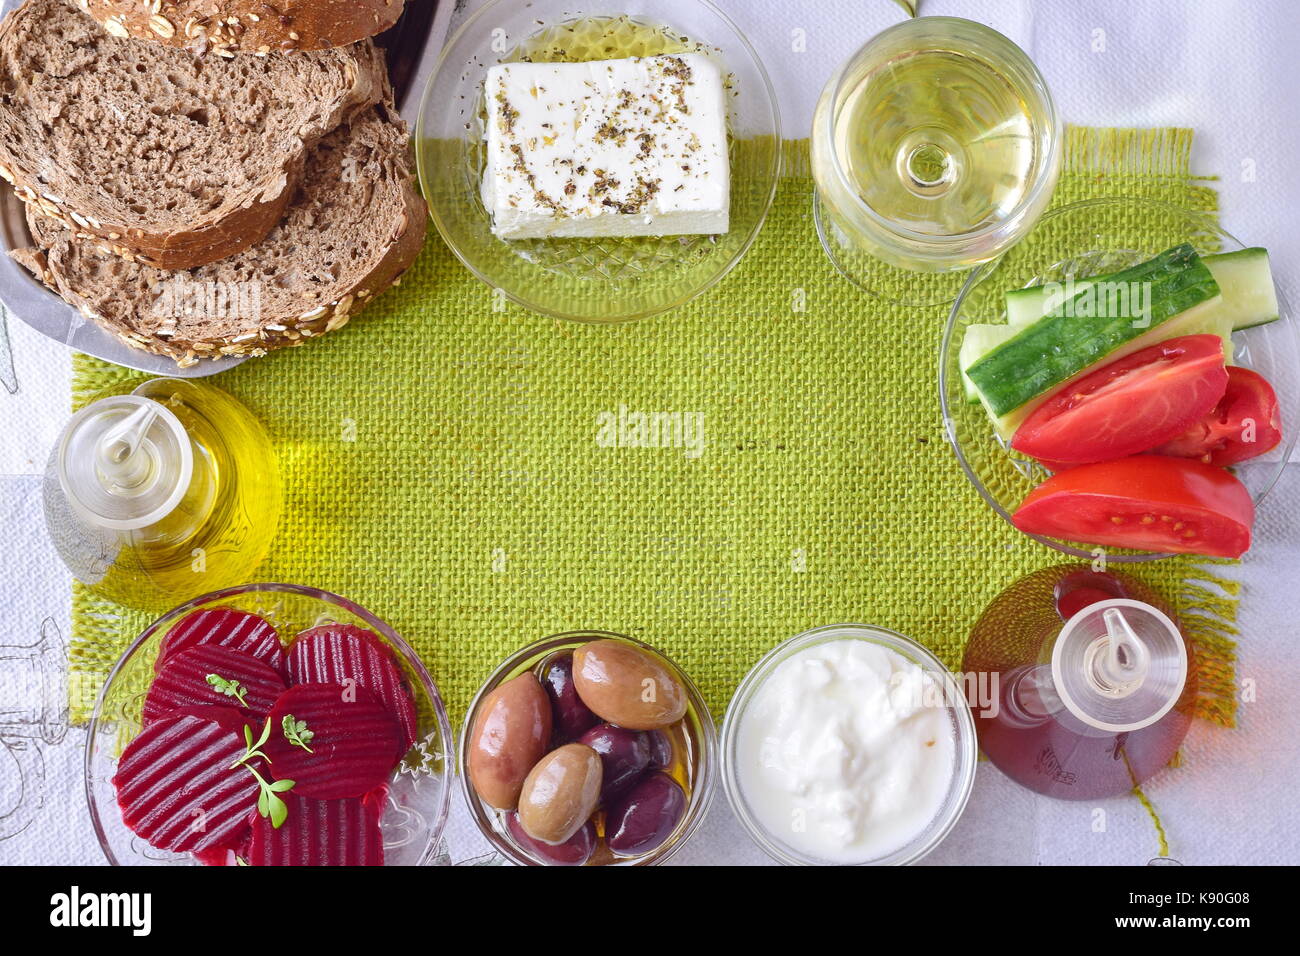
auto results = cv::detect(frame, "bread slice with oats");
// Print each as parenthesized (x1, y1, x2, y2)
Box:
(11, 103, 427, 366)
(81, 0, 407, 54)
(0, 0, 388, 269)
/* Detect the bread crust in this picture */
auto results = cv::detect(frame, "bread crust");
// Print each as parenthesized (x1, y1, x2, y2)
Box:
(13, 107, 429, 366)
(0, 2, 389, 269)
(3, 163, 303, 272)
(80, 0, 406, 53)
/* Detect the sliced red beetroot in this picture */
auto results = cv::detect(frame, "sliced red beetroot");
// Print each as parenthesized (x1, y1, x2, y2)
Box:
(113, 708, 259, 854)
(287, 624, 418, 756)
(172, 704, 252, 737)
(157, 607, 286, 677)
(192, 847, 235, 866)
(193, 824, 254, 865)
(264, 683, 400, 799)
(247, 791, 384, 866)
(142, 645, 287, 727)
(364, 783, 390, 816)
(192, 834, 250, 865)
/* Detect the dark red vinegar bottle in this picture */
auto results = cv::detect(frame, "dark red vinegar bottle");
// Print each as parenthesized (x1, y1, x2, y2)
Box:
(961, 566, 1196, 800)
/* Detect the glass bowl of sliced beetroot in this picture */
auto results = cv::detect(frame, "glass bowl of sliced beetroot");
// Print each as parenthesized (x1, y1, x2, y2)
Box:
(940, 197, 1300, 561)
(460, 631, 716, 866)
(85, 584, 454, 866)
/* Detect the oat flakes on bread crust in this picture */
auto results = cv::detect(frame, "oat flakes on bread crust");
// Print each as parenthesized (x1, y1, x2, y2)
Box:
(0, 0, 388, 269)
(81, 0, 407, 54)
(12, 104, 428, 367)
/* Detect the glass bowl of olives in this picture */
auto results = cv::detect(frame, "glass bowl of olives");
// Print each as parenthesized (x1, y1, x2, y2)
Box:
(459, 631, 716, 866)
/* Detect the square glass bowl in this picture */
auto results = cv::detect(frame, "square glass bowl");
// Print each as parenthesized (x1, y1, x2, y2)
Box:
(416, 0, 780, 322)
(939, 197, 1300, 561)
(84, 583, 454, 866)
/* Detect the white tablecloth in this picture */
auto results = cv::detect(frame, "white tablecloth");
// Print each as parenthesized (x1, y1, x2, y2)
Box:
(1, 0, 1297, 866)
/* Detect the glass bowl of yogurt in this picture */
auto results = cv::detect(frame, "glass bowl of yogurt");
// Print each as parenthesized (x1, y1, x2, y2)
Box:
(722, 625, 977, 865)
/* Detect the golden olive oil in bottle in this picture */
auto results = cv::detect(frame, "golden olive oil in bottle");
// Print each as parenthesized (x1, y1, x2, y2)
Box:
(43, 378, 280, 611)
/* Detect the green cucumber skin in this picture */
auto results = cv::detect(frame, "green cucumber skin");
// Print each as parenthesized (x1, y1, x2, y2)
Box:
(1005, 247, 1276, 330)
(984, 302, 1230, 440)
(968, 244, 1220, 417)
(1208, 247, 1268, 265)
(959, 324, 1019, 402)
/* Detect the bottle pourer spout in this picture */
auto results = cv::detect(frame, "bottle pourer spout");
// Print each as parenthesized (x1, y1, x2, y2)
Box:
(1095, 606, 1151, 694)
(52, 395, 192, 531)
(96, 403, 159, 489)
(1053, 598, 1187, 733)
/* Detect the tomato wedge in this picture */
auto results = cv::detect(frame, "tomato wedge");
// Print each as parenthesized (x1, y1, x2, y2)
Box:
(1011, 335, 1229, 465)
(1152, 366, 1283, 466)
(1012, 455, 1254, 557)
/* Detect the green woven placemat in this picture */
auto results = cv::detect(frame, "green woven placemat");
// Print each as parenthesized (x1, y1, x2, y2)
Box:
(68, 126, 1240, 730)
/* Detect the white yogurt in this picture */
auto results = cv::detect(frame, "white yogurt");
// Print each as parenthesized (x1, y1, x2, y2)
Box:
(735, 638, 957, 863)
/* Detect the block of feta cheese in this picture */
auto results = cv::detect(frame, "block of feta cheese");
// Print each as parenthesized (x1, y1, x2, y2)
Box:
(481, 54, 730, 239)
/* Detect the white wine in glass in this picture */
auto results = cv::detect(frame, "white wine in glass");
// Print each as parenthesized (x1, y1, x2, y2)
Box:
(812, 17, 1062, 298)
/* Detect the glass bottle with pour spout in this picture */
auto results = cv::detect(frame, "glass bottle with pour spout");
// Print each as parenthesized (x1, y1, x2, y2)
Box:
(42, 378, 280, 612)
(962, 566, 1196, 800)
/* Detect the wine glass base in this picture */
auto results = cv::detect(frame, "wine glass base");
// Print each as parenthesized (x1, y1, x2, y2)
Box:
(812, 188, 972, 309)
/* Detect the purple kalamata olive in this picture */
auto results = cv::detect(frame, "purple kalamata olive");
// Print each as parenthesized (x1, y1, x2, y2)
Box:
(578, 723, 651, 801)
(646, 729, 673, 769)
(506, 812, 596, 866)
(539, 652, 599, 743)
(606, 772, 686, 858)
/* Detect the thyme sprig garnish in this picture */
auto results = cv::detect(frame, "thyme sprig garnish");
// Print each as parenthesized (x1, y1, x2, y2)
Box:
(282, 714, 315, 753)
(249, 766, 295, 829)
(230, 718, 295, 829)
(206, 672, 249, 707)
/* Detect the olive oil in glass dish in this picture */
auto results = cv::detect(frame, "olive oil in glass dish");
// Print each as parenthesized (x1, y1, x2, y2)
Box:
(811, 17, 1062, 305)
(416, 0, 780, 323)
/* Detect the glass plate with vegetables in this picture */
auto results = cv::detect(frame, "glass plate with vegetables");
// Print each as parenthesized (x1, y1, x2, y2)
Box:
(939, 197, 1298, 561)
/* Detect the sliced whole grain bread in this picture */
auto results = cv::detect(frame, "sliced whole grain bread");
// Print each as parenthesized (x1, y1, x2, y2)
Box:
(82, 0, 407, 54)
(12, 103, 428, 366)
(0, 0, 387, 269)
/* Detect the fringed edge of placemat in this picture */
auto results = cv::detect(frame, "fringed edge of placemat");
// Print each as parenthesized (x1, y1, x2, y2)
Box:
(1176, 561, 1240, 728)
(1064, 126, 1217, 181)
(72, 352, 133, 409)
(780, 139, 811, 178)
(69, 583, 132, 724)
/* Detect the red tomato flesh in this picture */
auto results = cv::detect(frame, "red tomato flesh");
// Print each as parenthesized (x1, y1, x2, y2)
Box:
(1153, 366, 1283, 466)
(1011, 335, 1229, 466)
(1012, 455, 1254, 557)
